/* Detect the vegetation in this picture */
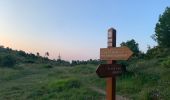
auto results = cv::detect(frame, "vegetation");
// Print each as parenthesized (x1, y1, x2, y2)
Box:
(0, 46, 100, 67)
(0, 56, 169, 100)
(71, 59, 100, 66)
(120, 39, 140, 56)
(0, 63, 105, 100)
(153, 7, 170, 47)
(117, 58, 170, 100)
(0, 55, 16, 67)
(1, 40, 170, 100)
(117, 7, 170, 99)
(0, 6, 170, 100)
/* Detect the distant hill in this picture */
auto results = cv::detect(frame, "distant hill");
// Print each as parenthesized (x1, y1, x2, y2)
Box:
(0, 45, 100, 68)
(0, 45, 55, 67)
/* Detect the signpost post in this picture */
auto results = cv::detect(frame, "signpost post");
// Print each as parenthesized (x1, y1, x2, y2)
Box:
(96, 28, 133, 100)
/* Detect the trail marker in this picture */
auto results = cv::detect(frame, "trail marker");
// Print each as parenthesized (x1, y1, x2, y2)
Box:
(96, 64, 123, 78)
(96, 28, 133, 100)
(100, 46, 133, 60)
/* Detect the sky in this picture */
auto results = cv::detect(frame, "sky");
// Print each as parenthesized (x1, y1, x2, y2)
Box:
(0, 0, 170, 61)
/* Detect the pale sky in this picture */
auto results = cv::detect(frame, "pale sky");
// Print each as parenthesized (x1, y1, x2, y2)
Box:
(0, 0, 170, 61)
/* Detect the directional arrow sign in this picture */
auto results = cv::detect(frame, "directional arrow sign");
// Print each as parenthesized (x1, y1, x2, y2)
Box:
(96, 64, 123, 78)
(100, 46, 133, 60)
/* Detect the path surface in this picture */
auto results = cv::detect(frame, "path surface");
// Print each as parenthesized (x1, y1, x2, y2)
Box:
(89, 86, 130, 100)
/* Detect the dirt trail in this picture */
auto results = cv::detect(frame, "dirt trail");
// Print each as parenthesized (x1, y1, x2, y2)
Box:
(89, 86, 130, 100)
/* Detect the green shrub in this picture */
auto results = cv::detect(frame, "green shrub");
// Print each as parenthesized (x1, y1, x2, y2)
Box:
(0, 55, 16, 67)
(161, 57, 170, 68)
(161, 59, 170, 68)
(161, 60, 170, 68)
(146, 46, 170, 59)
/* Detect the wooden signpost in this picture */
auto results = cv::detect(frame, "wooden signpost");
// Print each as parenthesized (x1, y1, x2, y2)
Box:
(96, 64, 123, 78)
(96, 28, 133, 100)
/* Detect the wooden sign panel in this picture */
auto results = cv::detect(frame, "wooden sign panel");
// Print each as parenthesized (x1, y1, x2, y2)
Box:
(100, 46, 133, 60)
(96, 64, 123, 78)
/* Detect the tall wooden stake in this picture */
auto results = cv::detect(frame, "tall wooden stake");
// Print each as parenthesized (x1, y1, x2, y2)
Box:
(97, 28, 133, 100)
(106, 28, 116, 100)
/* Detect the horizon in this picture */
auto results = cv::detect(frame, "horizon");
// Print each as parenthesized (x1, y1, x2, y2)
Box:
(0, 0, 170, 61)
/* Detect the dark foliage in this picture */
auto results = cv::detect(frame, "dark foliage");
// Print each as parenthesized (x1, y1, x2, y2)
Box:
(146, 46, 170, 59)
(153, 7, 170, 47)
(71, 59, 100, 66)
(17, 50, 27, 57)
(120, 39, 140, 57)
(0, 55, 16, 67)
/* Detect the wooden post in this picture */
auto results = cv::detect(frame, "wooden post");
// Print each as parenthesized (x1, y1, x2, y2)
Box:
(97, 28, 133, 100)
(106, 28, 116, 100)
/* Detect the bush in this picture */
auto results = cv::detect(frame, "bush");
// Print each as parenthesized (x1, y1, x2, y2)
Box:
(161, 57, 170, 68)
(146, 46, 170, 59)
(0, 55, 16, 67)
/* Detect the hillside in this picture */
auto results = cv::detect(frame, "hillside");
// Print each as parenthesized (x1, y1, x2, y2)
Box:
(0, 46, 105, 100)
(0, 46, 170, 100)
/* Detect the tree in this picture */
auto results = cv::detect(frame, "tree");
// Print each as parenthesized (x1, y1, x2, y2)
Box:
(45, 52, 49, 58)
(57, 53, 61, 61)
(120, 39, 140, 56)
(0, 45, 4, 48)
(18, 50, 27, 57)
(46, 52, 49, 56)
(153, 7, 170, 47)
(37, 52, 40, 56)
